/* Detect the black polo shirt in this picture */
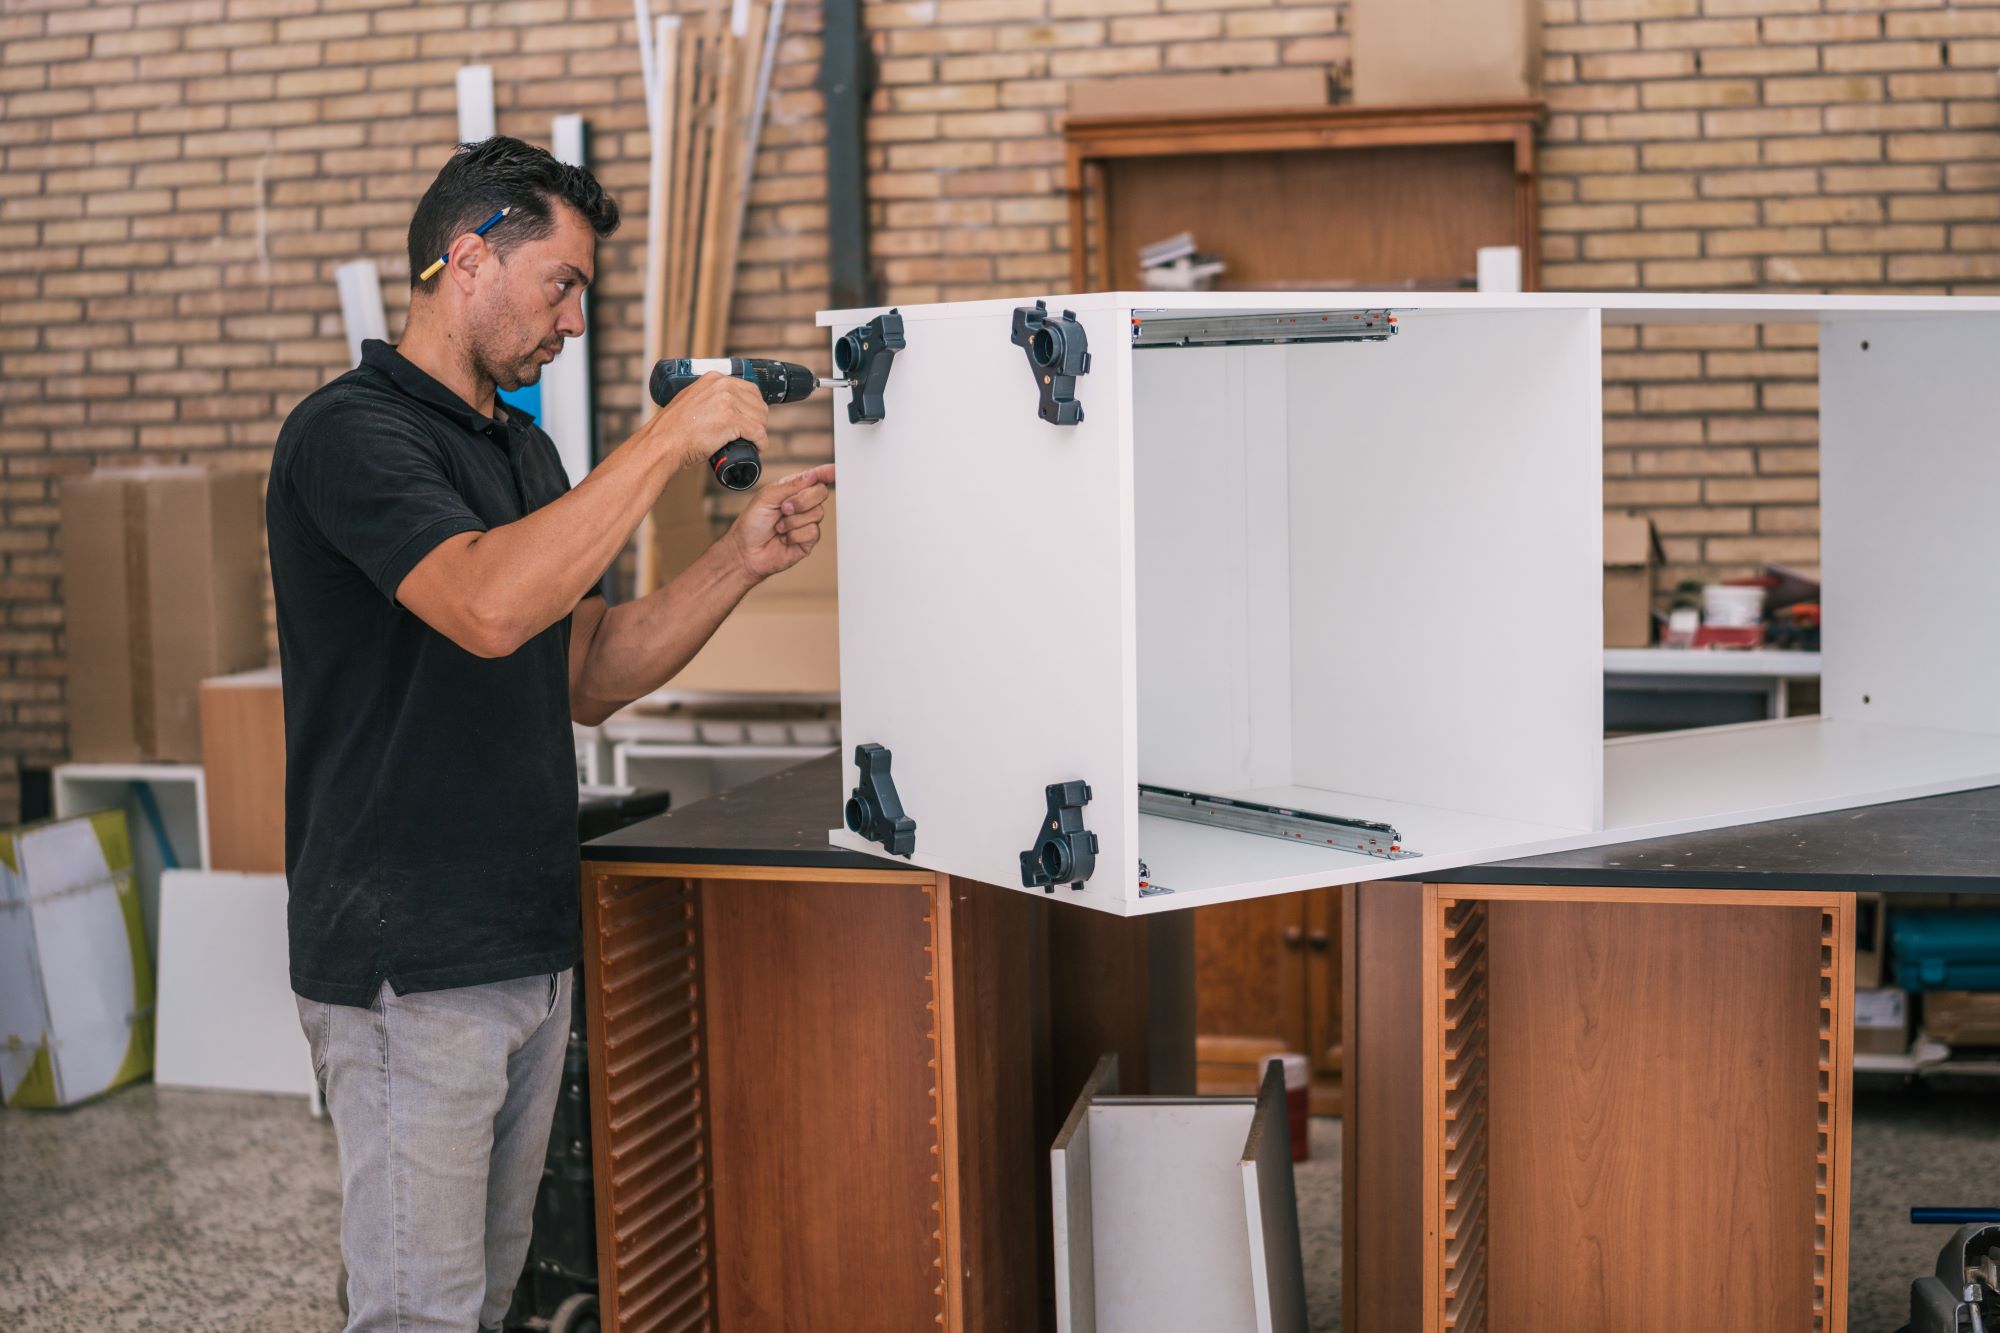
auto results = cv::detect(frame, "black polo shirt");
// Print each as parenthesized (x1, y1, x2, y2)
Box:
(268, 339, 587, 1007)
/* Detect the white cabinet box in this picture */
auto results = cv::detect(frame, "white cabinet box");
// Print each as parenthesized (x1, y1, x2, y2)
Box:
(818, 291, 2000, 914)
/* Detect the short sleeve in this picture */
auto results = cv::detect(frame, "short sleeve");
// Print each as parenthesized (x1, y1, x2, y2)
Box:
(282, 402, 487, 603)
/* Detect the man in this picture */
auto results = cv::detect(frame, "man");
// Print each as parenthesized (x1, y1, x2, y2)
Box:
(267, 136, 832, 1332)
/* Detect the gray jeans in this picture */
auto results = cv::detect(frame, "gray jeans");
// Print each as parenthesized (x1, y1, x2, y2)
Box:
(297, 971, 572, 1332)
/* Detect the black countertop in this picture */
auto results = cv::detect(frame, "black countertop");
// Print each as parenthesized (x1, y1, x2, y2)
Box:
(585, 754, 2000, 893)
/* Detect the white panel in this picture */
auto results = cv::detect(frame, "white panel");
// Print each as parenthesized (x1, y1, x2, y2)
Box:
(827, 304, 1137, 910)
(1284, 308, 1603, 832)
(1241, 1068, 1307, 1333)
(154, 871, 313, 1098)
(455, 65, 495, 142)
(1135, 346, 1292, 794)
(1086, 1099, 1258, 1333)
(544, 114, 593, 486)
(1052, 1055, 1116, 1333)
(334, 260, 388, 368)
(1821, 315, 2000, 733)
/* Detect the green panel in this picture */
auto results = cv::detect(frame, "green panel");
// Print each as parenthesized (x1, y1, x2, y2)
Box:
(7, 1040, 57, 1108)
(89, 809, 134, 875)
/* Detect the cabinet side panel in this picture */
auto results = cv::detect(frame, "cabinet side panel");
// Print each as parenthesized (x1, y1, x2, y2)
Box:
(1285, 308, 1603, 831)
(1821, 315, 2000, 732)
(1346, 883, 1426, 1333)
(1484, 899, 1820, 1331)
(702, 878, 947, 1331)
(1134, 345, 1294, 794)
(829, 307, 1138, 910)
(583, 872, 714, 1333)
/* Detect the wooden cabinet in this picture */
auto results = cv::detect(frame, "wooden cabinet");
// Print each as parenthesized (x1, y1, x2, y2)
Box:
(1345, 882, 1854, 1333)
(579, 859, 1194, 1332)
(1062, 101, 1544, 293)
(1194, 888, 1342, 1114)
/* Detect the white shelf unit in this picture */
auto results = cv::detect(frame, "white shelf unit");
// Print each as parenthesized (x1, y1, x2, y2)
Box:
(52, 762, 209, 957)
(818, 291, 2000, 915)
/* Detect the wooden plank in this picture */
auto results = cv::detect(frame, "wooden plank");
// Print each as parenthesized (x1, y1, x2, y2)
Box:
(198, 671, 285, 873)
(700, 875, 945, 1330)
(1483, 898, 1823, 1331)
(584, 859, 935, 886)
(1826, 894, 1856, 1333)
(941, 875, 1052, 1333)
(1344, 882, 1426, 1333)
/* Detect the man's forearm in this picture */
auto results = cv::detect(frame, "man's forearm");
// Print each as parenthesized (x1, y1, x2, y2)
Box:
(572, 536, 759, 721)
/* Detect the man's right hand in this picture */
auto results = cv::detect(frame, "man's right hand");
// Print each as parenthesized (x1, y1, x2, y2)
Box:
(641, 372, 770, 474)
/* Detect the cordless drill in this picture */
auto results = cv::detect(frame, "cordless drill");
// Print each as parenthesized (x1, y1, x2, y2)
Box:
(648, 358, 849, 490)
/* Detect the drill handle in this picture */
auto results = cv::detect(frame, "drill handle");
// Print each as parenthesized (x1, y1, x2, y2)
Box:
(647, 359, 762, 490)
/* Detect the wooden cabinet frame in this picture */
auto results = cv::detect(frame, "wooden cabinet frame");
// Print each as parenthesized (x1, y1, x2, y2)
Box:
(1062, 101, 1544, 293)
(1345, 881, 1854, 1333)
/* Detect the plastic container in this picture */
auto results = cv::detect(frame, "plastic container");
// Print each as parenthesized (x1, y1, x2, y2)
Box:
(1702, 583, 1766, 629)
(1272, 1053, 1310, 1163)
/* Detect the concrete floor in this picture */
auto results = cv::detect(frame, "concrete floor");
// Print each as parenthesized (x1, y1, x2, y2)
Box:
(1, 1082, 1993, 1331)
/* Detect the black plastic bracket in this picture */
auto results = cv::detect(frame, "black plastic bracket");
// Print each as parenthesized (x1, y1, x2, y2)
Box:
(834, 310, 905, 425)
(845, 743, 915, 858)
(1010, 300, 1090, 425)
(1021, 780, 1098, 892)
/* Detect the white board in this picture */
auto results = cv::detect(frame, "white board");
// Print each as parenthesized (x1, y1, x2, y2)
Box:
(1241, 1064, 1308, 1333)
(1052, 1054, 1117, 1333)
(826, 303, 1138, 911)
(154, 870, 314, 1098)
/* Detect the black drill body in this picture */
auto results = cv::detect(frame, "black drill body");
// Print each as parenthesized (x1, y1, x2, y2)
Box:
(648, 357, 830, 490)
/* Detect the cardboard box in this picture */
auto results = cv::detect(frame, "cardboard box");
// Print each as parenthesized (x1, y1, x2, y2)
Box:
(1603, 512, 1660, 648)
(1853, 987, 1911, 1057)
(0, 810, 154, 1107)
(200, 667, 286, 874)
(1351, 0, 1541, 106)
(1067, 70, 1331, 118)
(1923, 990, 2000, 1047)
(61, 466, 268, 763)
(670, 504, 839, 695)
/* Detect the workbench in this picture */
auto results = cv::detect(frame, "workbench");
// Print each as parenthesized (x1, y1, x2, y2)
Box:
(581, 756, 2000, 1333)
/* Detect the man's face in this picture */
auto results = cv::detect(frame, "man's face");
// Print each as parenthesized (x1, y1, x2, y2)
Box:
(466, 200, 594, 393)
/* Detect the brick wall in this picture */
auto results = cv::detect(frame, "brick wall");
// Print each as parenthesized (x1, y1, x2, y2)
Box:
(6, 0, 2000, 821)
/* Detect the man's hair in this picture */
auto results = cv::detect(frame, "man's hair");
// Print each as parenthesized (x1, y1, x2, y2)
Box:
(407, 136, 619, 290)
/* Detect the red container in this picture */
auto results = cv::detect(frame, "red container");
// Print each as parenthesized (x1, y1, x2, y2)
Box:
(1273, 1053, 1310, 1162)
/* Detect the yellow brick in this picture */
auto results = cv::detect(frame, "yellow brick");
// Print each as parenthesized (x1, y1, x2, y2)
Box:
(1760, 383, 1817, 411)
(1634, 447, 1756, 474)
(1640, 139, 1758, 169)
(1642, 258, 1756, 287)
(1542, 260, 1639, 288)
(1705, 227, 1824, 257)
(1049, 47, 1161, 76)
(1697, 45, 1818, 77)
(1543, 202, 1638, 231)
(1552, 85, 1633, 116)
(1825, 103, 1941, 133)
(1888, 71, 2000, 100)
(1544, 22, 1637, 53)
(1701, 106, 1823, 138)
(1580, 0, 1693, 18)
(1887, 253, 2000, 282)
(1604, 416, 1705, 445)
(1888, 132, 2000, 163)
(1824, 164, 1940, 193)
(1640, 78, 1757, 109)
(1766, 196, 1883, 225)
(1705, 477, 1817, 504)
(1542, 144, 1638, 173)
(1648, 506, 1751, 536)
(1764, 255, 1885, 284)
(1826, 223, 1945, 253)
(1642, 200, 1756, 227)
(1764, 135, 1884, 166)
(1763, 15, 1881, 44)
(1892, 194, 2000, 222)
(1585, 110, 1700, 140)
(1587, 231, 1700, 260)
(1706, 536, 1817, 564)
(1699, 168, 1819, 197)
(1606, 479, 1703, 506)
(1602, 349, 1702, 377)
(1763, 75, 1882, 106)
(1640, 18, 1757, 50)
(1578, 172, 1696, 201)
(1824, 40, 1943, 73)
(1578, 49, 1693, 80)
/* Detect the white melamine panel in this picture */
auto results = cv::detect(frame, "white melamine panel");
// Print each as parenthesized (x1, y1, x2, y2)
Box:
(1603, 718, 2000, 832)
(1085, 1099, 1260, 1333)
(154, 870, 314, 1098)
(1241, 1068, 1308, 1333)
(1821, 315, 2000, 734)
(1135, 346, 1294, 794)
(1284, 309, 1604, 832)
(826, 303, 1138, 910)
(1052, 1055, 1116, 1333)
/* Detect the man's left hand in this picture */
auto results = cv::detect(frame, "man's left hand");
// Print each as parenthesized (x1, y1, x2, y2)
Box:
(729, 463, 836, 581)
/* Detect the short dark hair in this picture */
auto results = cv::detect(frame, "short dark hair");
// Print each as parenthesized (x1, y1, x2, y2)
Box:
(407, 136, 619, 290)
